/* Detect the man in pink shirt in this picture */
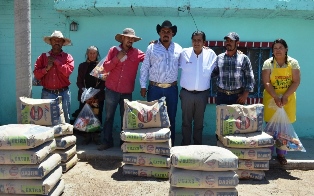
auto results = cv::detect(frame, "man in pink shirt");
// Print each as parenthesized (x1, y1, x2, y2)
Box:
(97, 28, 145, 151)
(33, 30, 74, 123)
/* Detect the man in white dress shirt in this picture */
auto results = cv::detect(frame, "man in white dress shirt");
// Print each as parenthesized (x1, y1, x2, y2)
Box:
(140, 20, 182, 146)
(179, 31, 217, 145)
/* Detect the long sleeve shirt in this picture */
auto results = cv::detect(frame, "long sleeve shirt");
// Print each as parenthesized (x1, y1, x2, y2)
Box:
(33, 50, 74, 89)
(103, 45, 145, 94)
(140, 40, 182, 88)
(76, 61, 105, 102)
(211, 52, 255, 92)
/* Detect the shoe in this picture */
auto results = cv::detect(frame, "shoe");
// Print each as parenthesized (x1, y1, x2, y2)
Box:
(97, 144, 113, 151)
(277, 155, 287, 165)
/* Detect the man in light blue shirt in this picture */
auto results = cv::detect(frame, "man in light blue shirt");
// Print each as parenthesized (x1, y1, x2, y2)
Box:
(140, 20, 182, 146)
(179, 31, 217, 145)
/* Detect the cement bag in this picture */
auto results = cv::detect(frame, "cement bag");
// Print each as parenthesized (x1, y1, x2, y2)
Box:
(60, 154, 78, 173)
(0, 124, 54, 150)
(123, 97, 170, 129)
(50, 123, 73, 137)
(218, 131, 274, 148)
(0, 165, 62, 195)
(121, 140, 171, 156)
(120, 127, 171, 142)
(0, 140, 56, 165)
(123, 153, 170, 168)
(217, 141, 272, 160)
(236, 169, 265, 180)
(170, 145, 238, 171)
(0, 153, 61, 179)
(73, 103, 101, 132)
(55, 135, 76, 149)
(0, 179, 65, 196)
(216, 104, 264, 136)
(264, 106, 306, 152)
(169, 187, 238, 196)
(20, 96, 65, 126)
(123, 164, 169, 179)
(238, 159, 269, 170)
(170, 167, 238, 188)
(54, 144, 76, 162)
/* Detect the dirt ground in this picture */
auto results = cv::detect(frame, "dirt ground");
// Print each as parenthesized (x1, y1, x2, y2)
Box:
(61, 159, 314, 196)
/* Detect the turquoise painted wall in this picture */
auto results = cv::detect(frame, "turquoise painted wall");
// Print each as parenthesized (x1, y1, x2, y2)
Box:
(1, 0, 313, 138)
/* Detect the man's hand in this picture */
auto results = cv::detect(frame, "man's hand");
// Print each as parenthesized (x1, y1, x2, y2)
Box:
(236, 91, 249, 104)
(117, 50, 127, 60)
(140, 88, 147, 98)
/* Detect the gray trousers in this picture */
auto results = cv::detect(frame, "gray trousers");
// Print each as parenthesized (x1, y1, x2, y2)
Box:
(180, 88, 209, 145)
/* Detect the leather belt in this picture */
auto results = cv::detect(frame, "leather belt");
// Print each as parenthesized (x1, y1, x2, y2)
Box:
(217, 87, 243, 95)
(43, 87, 69, 94)
(149, 81, 177, 88)
(182, 88, 207, 94)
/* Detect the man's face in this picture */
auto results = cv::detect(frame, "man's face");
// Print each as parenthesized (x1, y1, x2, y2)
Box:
(122, 36, 135, 49)
(192, 34, 205, 52)
(159, 27, 173, 43)
(50, 37, 64, 50)
(225, 37, 238, 51)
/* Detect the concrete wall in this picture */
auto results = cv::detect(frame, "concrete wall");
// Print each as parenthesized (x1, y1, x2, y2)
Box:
(1, 0, 313, 138)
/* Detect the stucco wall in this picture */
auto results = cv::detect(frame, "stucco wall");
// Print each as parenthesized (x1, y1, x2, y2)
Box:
(1, 0, 313, 138)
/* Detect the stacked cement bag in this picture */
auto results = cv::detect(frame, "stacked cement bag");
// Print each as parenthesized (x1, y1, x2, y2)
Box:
(121, 97, 171, 179)
(169, 145, 239, 196)
(52, 123, 78, 173)
(0, 124, 64, 195)
(216, 104, 273, 180)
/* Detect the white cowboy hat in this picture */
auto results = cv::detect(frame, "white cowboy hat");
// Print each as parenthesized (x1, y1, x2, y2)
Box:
(43, 30, 71, 46)
(115, 28, 141, 43)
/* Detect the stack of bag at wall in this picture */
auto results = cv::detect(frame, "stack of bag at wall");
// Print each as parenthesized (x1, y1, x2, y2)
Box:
(121, 97, 172, 179)
(0, 124, 64, 195)
(169, 145, 239, 196)
(20, 96, 78, 173)
(216, 104, 273, 180)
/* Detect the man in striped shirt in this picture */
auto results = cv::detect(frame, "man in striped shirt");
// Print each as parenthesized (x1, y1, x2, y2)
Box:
(140, 20, 182, 146)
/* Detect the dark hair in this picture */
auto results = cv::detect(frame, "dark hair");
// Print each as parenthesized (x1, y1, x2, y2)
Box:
(271, 38, 288, 64)
(85, 46, 101, 62)
(191, 31, 206, 41)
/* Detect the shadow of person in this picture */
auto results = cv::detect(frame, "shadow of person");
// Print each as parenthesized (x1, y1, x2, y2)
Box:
(86, 159, 123, 171)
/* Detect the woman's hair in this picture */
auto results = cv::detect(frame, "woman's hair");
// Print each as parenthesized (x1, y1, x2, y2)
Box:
(85, 46, 100, 61)
(271, 38, 288, 64)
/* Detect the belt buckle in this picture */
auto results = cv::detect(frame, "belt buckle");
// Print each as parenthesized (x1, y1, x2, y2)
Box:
(226, 90, 231, 95)
(157, 83, 171, 88)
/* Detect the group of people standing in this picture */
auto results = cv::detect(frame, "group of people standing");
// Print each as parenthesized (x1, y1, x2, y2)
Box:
(33, 19, 301, 165)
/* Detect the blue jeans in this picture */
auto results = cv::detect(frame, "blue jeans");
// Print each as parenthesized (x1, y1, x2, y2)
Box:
(100, 88, 132, 146)
(216, 92, 240, 105)
(147, 85, 178, 146)
(41, 88, 71, 123)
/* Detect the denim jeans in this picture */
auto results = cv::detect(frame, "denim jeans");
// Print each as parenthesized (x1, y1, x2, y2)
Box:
(100, 88, 132, 146)
(216, 91, 240, 105)
(41, 88, 71, 123)
(147, 85, 178, 146)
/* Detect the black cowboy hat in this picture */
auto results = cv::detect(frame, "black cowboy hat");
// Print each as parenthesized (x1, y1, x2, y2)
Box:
(156, 20, 177, 37)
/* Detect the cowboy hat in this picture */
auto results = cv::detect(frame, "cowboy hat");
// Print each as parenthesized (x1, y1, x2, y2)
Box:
(115, 28, 141, 43)
(156, 20, 177, 37)
(43, 30, 71, 46)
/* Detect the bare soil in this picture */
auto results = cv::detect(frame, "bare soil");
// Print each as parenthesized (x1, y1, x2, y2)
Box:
(61, 159, 314, 196)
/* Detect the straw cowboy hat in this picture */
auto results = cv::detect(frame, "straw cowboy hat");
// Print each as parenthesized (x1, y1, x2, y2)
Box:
(43, 30, 71, 46)
(156, 20, 177, 37)
(115, 28, 142, 43)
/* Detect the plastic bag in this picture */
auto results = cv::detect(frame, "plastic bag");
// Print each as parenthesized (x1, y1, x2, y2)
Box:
(81, 87, 100, 103)
(90, 56, 109, 81)
(73, 103, 101, 132)
(264, 105, 305, 152)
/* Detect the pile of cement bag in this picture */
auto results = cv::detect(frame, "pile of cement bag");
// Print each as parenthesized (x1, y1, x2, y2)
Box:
(121, 97, 171, 179)
(216, 104, 273, 180)
(169, 145, 239, 195)
(0, 124, 64, 195)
